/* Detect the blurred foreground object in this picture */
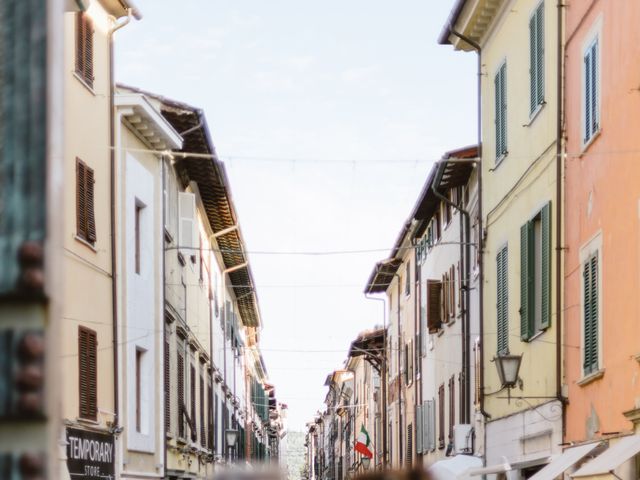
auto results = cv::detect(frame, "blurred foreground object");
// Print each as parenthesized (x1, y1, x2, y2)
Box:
(0, 0, 64, 478)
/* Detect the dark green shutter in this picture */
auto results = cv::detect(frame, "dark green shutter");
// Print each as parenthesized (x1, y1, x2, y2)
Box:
(583, 255, 598, 374)
(529, 13, 537, 113)
(520, 222, 534, 340)
(497, 246, 509, 354)
(540, 202, 551, 329)
(530, 3, 545, 113)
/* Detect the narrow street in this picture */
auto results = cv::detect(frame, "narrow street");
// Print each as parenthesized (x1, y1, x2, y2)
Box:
(1, 1, 640, 480)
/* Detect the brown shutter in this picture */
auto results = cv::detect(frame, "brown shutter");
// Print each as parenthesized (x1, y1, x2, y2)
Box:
(427, 280, 442, 333)
(208, 382, 213, 450)
(177, 351, 185, 438)
(164, 339, 170, 432)
(78, 326, 97, 420)
(75, 13, 84, 75)
(450, 266, 456, 317)
(85, 166, 96, 243)
(76, 159, 87, 240)
(83, 14, 94, 86)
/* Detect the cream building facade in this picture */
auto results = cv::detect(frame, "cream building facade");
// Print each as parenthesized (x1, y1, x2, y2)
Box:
(442, 0, 563, 476)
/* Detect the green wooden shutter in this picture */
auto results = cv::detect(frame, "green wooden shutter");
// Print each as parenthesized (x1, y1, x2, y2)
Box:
(529, 3, 545, 113)
(540, 202, 551, 329)
(495, 68, 502, 159)
(496, 246, 509, 354)
(520, 222, 534, 340)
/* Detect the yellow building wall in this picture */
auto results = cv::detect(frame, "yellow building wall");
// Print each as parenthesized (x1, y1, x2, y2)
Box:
(61, 2, 115, 427)
(480, 0, 559, 420)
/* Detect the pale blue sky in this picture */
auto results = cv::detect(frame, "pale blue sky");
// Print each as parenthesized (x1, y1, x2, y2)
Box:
(116, 0, 476, 432)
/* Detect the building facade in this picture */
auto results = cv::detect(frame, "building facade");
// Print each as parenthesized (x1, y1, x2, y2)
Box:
(442, 0, 563, 475)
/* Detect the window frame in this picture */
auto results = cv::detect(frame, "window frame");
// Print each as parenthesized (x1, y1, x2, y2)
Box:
(579, 232, 603, 380)
(494, 60, 508, 163)
(581, 18, 602, 149)
(529, 1, 545, 116)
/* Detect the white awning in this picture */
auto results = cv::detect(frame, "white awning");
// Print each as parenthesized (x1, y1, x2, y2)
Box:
(427, 455, 484, 480)
(467, 457, 512, 476)
(529, 442, 602, 480)
(572, 435, 640, 477)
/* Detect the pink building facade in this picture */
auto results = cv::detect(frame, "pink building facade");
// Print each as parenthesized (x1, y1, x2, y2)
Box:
(564, 1, 640, 443)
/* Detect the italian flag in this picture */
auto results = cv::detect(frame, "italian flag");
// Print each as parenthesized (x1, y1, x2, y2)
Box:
(355, 425, 373, 458)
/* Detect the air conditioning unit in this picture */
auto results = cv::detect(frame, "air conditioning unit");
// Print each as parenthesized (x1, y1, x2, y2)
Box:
(453, 424, 473, 454)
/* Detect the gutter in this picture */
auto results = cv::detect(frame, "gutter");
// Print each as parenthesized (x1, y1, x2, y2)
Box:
(555, 0, 567, 439)
(108, 6, 133, 446)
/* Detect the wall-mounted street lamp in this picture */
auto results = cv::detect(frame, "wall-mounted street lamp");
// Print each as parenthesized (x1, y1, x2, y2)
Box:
(225, 429, 239, 462)
(494, 352, 523, 403)
(361, 456, 371, 470)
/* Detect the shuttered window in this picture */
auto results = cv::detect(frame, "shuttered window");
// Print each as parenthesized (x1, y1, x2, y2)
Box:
(190, 364, 196, 441)
(177, 350, 185, 439)
(207, 382, 214, 450)
(76, 159, 96, 244)
(405, 261, 411, 296)
(448, 376, 455, 443)
(406, 424, 413, 467)
(583, 254, 599, 375)
(438, 384, 445, 449)
(200, 372, 206, 446)
(427, 280, 442, 333)
(495, 62, 508, 160)
(78, 326, 97, 420)
(520, 202, 551, 340)
(178, 192, 196, 254)
(497, 245, 509, 354)
(164, 338, 171, 433)
(75, 12, 94, 87)
(416, 405, 423, 454)
(529, 2, 545, 113)
(584, 38, 599, 143)
(423, 399, 436, 452)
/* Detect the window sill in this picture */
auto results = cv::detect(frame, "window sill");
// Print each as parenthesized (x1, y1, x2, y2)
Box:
(577, 368, 605, 387)
(76, 417, 100, 426)
(446, 317, 456, 327)
(524, 101, 546, 127)
(73, 72, 96, 95)
(74, 235, 97, 252)
(581, 128, 602, 155)
(493, 152, 508, 171)
(437, 328, 445, 337)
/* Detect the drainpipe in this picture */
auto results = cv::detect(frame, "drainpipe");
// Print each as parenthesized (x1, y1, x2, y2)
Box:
(447, 26, 490, 424)
(364, 293, 387, 470)
(431, 176, 471, 425)
(108, 9, 132, 462)
(555, 0, 567, 440)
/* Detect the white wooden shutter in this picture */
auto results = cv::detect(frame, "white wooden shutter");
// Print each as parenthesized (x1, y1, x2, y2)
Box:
(416, 405, 423, 454)
(178, 192, 196, 252)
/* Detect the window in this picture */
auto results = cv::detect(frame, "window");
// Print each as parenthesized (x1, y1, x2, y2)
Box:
(584, 37, 599, 143)
(190, 363, 196, 441)
(78, 326, 97, 420)
(135, 203, 143, 274)
(76, 159, 96, 244)
(178, 191, 196, 255)
(530, 2, 545, 113)
(495, 62, 507, 160)
(405, 261, 411, 296)
(438, 384, 445, 449)
(200, 370, 206, 446)
(135, 348, 143, 432)
(520, 202, 551, 340)
(164, 337, 171, 433)
(177, 346, 185, 439)
(75, 12, 94, 88)
(406, 424, 413, 467)
(416, 405, 423, 454)
(443, 199, 451, 226)
(449, 265, 456, 319)
(583, 254, 599, 375)
(448, 375, 455, 443)
(427, 280, 443, 333)
(497, 245, 509, 354)
(423, 399, 436, 452)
